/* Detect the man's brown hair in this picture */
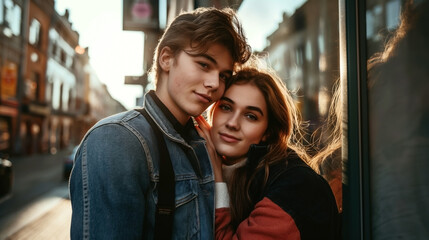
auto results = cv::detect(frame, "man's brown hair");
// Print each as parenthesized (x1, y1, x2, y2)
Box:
(151, 7, 252, 86)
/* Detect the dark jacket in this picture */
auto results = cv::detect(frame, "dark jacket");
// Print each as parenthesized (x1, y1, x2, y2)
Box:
(215, 145, 341, 240)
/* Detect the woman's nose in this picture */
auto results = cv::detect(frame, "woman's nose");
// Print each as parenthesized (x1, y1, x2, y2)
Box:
(225, 114, 240, 130)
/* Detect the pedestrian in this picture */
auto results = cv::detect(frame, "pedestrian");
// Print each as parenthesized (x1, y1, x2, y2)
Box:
(195, 59, 341, 239)
(69, 7, 251, 239)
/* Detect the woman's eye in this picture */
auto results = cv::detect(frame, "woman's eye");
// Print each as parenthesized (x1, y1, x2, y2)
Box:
(245, 113, 258, 121)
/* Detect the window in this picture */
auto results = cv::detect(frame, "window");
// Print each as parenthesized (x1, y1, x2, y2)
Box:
(29, 18, 42, 47)
(341, 0, 429, 238)
(3, 0, 21, 36)
(60, 50, 66, 65)
(51, 42, 57, 57)
(25, 72, 39, 101)
(366, 0, 429, 238)
(0, 0, 4, 24)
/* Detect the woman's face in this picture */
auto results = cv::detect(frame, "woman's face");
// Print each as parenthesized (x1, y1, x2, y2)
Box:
(210, 83, 269, 165)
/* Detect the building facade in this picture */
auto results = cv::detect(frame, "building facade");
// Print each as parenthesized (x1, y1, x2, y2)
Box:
(0, 0, 125, 156)
(0, 0, 25, 155)
(264, 0, 339, 136)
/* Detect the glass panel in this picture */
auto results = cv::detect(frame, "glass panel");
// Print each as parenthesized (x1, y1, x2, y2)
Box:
(0, 0, 4, 24)
(238, 0, 343, 214)
(366, 0, 429, 238)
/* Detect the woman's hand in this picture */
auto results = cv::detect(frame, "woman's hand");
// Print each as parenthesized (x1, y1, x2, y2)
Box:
(195, 115, 224, 182)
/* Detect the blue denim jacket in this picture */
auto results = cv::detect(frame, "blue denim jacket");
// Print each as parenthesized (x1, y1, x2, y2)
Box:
(70, 93, 215, 239)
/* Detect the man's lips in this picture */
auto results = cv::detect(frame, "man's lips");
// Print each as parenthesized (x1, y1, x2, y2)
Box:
(219, 132, 240, 143)
(195, 92, 212, 103)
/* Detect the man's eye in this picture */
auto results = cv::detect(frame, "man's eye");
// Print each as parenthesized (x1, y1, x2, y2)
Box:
(198, 62, 208, 69)
(219, 73, 230, 82)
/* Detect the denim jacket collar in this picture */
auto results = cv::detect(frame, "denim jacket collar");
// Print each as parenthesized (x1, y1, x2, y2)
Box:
(143, 91, 200, 145)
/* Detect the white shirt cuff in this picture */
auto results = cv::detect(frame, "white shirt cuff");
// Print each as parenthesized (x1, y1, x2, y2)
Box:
(215, 182, 230, 209)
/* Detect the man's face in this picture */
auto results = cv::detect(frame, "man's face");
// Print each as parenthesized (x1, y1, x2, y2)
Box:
(157, 44, 234, 124)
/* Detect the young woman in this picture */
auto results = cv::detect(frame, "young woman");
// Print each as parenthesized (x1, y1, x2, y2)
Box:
(196, 63, 341, 239)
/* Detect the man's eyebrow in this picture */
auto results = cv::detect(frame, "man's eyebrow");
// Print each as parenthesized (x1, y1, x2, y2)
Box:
(220, 96, 264, 116)
(200, 53, 217, 65)
(184, 51, 217, 64)
(184, 51, 232, 74)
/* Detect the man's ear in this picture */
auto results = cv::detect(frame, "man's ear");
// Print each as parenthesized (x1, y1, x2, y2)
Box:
(159, 46, 173, 72)
(261, 132, 269, 142)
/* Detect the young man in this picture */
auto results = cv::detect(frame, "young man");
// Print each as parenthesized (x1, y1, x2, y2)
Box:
(69, 7, 251, 239)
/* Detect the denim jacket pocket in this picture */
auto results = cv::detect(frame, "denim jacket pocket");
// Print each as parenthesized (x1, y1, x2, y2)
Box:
(175, 178, 198, 208)
(153, 178, 200, 239)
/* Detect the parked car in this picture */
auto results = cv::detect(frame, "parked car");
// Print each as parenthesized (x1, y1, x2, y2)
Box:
(0, 155, 13, 200)
(63, 146, 79, 181)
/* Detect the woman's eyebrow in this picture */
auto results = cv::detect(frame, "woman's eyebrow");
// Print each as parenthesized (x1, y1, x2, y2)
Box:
(220, 96, 234, 103)
(247, 106, 264, 116)
(220, 96, 264, 116)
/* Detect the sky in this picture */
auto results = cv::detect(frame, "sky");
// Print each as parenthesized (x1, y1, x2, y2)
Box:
(55, 0, 306, 110)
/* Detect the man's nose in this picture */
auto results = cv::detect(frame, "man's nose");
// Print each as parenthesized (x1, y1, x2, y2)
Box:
(204, 71, 220, 89)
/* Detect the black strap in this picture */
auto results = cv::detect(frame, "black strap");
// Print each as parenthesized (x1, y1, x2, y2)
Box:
(137, 108, 175, 239)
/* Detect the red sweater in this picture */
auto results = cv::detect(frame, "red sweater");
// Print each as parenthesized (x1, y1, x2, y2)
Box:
(216, 198, 301, 239)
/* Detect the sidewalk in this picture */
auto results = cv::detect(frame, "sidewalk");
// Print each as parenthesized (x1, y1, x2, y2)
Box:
(0, 149, 73, 239)
(0, 183, 70, 240)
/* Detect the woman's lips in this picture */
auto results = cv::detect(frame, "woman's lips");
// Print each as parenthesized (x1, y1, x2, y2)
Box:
(219, 132, 240, 143)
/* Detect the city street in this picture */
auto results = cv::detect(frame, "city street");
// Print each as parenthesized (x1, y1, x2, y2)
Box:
(0, 149, 72, 240)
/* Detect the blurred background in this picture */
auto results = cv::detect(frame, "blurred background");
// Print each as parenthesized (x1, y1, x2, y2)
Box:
(1, 0, 426, 239)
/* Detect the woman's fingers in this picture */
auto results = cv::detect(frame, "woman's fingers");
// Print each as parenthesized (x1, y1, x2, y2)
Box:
(195, 115, 210, 130)
(195, 116, 211, 139)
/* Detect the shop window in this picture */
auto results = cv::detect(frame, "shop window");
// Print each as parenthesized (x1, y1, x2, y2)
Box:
(0, 118, 10, 151)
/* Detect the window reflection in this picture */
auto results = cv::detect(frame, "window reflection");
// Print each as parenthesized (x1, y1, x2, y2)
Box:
(366, 0, 429, 238)
(242, 0, 342, 213)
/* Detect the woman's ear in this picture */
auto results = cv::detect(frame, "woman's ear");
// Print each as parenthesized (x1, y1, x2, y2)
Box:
(159, 46, 173, 72)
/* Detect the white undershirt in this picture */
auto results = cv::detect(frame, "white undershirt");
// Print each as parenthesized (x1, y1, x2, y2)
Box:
(215, 160, 246, 209)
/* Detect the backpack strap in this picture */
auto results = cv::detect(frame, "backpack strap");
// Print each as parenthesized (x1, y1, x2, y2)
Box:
(137, 108, 175, 239)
